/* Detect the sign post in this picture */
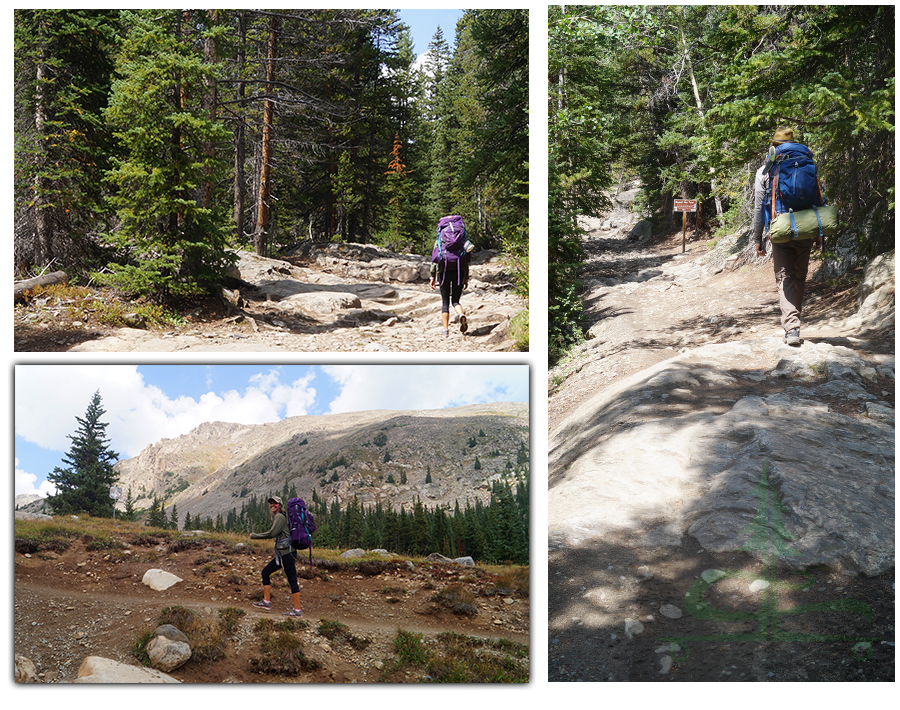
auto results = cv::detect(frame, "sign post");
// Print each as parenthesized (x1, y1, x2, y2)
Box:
(110, 486, 122, 519)
(673, 199, 698, 253)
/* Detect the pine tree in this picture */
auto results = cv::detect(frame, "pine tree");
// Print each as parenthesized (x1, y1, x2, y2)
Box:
(122, 487, 137, 522)
(46, 391, 119, 517)
(13, 9, 120, 271)
(99, 9, 233, 300)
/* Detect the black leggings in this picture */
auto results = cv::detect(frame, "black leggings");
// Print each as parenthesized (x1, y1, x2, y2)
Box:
(440, 278, 464, 314)
(261, 550, 300, 594)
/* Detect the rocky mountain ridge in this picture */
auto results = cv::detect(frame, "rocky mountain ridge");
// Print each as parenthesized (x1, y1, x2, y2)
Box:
(31, 402, 527, 526)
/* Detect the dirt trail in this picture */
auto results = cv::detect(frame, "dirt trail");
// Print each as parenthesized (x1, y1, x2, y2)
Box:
(14, 534, 528, 683)
(14, 245, 527, 353)
(549, 216, 866, 430)
(547, 216, 894, 682)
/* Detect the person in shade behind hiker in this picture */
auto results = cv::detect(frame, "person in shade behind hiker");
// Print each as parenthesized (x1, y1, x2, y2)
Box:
(751, 127, 823, 347)
(250, 496, 302, 617)
(430, 214, 473, 338)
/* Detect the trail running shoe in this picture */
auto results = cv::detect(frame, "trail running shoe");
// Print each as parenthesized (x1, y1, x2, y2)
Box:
(283, 608, 304, 617)
(252, 600, 272, 610)
(459, 315, 468, 334)
(784, 328, 800, 346)
(441, 328, 449, 338)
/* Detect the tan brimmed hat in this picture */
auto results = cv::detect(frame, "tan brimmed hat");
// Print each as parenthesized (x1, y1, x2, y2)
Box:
(268, 496, 283, 507)
(771, 127, 794, 145)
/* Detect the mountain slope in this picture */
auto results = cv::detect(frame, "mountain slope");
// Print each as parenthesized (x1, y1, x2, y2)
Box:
(113, 402, 529, 526)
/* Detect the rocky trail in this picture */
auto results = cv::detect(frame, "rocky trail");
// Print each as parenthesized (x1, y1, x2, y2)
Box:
(14, 529, 528, 683)
(14, 242, 527, 353)
(548, 200, 895, 682)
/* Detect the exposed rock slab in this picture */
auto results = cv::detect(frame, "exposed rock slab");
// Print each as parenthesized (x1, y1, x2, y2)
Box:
(549, 338, 894, 577)
(67, 247, 525, 353)
(73, 656, 181, 683)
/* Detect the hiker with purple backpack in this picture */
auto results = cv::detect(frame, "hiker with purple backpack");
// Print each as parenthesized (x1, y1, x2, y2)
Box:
(752, 127, 836, 347)
(430, 214, 475, 338)
(250, 496, 303, 617)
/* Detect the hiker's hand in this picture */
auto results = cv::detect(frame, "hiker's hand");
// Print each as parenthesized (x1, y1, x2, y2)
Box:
(463, 280, 469, 290)
(755, 242, 765, 257)
(813, 236, 823, 250)
(429, 278, 435, 290)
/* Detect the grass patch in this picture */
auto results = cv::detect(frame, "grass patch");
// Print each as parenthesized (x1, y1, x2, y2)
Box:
(387, 630, 528, 683)
(394, 629, 431, 666)
(508, 309, 529, 351)
(317, 618, 371, 650)
(217, 607, 246, 638)
(250, 618, 320, 675)
(431, 584, 478, 616)
(492, 566, 529, 596)
(14, 522, 82, 554)
(17, 283, 186, 329)
(426, 632, 529, 682)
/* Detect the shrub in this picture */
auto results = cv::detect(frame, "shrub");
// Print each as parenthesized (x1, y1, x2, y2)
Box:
(394, 630, 431, 665)
(432, 584, 478, 617)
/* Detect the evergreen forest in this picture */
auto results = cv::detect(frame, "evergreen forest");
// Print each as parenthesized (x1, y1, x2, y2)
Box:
(14, 9, 528, 301)
(549, 5, 894, 360)
(139, 470, 530, 566)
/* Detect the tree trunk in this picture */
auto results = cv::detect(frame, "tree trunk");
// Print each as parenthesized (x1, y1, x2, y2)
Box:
(254, 14, 278, 257)
(34, 56, 52, 267)
(199, 9, 218, 210)
(15, 271, 69, 301)
(679, 15, 723, 217)
(233, 12, 246, 240)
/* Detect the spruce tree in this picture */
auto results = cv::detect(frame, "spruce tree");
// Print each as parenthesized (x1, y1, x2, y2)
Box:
(99, 9, 232, 300)
(46, 391, 119, 517)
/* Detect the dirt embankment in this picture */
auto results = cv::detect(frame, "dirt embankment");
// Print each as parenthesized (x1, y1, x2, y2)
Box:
(14, 530, 529, 683)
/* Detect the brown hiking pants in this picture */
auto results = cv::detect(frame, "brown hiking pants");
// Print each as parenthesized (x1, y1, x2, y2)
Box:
(771, 238, 814, 333)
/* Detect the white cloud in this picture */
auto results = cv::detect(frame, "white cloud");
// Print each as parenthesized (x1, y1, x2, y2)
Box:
(15, 457, 56, 498)
(323, 365, 528, 414)
(14, 366, 318, 461)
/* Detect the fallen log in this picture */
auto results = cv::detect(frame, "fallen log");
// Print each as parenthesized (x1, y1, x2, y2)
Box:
(14, 271, 69, 302)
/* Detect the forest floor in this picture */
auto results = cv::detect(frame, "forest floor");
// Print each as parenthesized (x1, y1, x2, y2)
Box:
(547, 213, 894, 682)
(14, 528, 529, 683)
(13, 245, 527, 353)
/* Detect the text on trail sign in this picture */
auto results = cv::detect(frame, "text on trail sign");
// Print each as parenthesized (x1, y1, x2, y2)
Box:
(674, 199, 698, 212)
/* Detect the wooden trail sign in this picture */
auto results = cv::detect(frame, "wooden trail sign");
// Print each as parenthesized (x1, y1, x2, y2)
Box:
(674, 199, 698, 252)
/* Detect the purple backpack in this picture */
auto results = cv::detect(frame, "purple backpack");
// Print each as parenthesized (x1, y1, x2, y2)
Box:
(286, 497, 316, 571)
(431, 215, 469, 284)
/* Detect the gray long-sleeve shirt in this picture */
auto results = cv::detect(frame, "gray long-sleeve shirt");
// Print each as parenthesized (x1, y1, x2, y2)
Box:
(251, 512, 289, 542)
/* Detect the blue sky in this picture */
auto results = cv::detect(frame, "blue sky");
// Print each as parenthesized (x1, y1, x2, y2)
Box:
(396, 9, 465, 57)
(14, 364, 528, 499)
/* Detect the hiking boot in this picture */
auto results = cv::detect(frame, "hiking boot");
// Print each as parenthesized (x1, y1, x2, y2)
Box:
(459, 315, 468, 334)
(283, 608, 303, 617)
(783, 328, 800, 346)
(252, 600, 272, 610)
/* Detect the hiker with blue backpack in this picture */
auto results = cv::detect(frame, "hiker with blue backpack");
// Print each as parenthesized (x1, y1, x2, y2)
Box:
(751, 127, 837, 347)
(250, 495, 304, 617)
(430, 214, 474, 338)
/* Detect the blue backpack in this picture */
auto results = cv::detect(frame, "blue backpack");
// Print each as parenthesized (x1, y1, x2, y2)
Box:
(762, 142, 827, 232)
(286, 497, 316, 571)
(431, 215, 471, 285)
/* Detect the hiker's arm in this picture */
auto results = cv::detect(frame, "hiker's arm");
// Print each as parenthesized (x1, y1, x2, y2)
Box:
(251, 515, 284, 540)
